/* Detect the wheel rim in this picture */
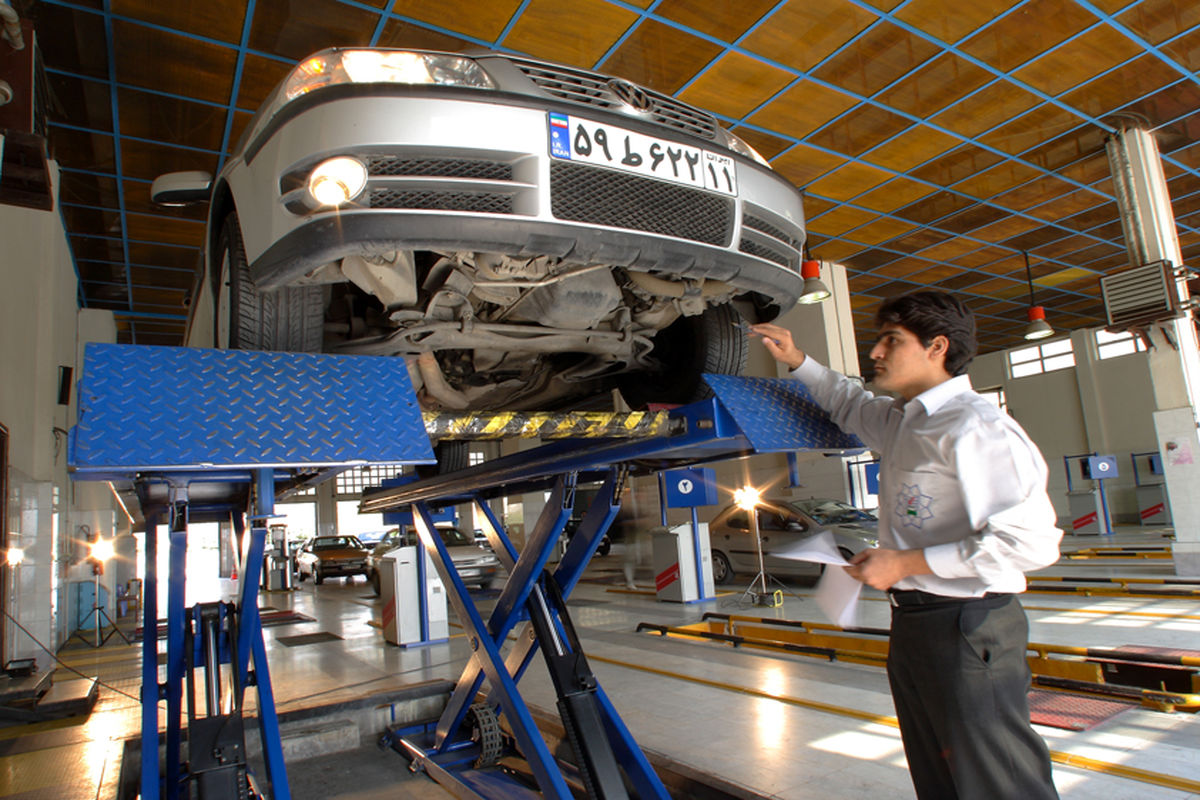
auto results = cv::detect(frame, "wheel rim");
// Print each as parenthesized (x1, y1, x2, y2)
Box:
(712, 552, 729, 583)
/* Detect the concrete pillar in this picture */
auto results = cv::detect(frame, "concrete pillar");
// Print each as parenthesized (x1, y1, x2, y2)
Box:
(314, 478, 338, 538)
(1106, 127, 1200, 574)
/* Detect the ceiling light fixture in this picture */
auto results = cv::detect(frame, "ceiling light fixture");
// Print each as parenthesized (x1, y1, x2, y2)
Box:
(1022, 251, 1054, 340)
(798, 243, 831, 304)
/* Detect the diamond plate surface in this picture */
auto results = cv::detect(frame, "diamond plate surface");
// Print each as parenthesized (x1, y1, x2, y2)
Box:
(703, 374, 864, 453)
(70, 344, 433, 472)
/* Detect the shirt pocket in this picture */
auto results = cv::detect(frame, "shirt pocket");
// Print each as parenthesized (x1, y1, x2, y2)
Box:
(887, 468, 962, 533)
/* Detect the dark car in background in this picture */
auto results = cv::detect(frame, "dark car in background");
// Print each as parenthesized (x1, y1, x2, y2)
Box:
(707, 498, 877, 585)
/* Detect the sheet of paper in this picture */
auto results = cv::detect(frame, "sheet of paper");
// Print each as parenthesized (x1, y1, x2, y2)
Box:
(771, 530, 862, 627)
(814, 565, 862, 628)
(772, 530, 850, 565)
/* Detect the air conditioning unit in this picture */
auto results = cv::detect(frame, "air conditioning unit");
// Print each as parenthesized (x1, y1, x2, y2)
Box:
(1100, 260, 1186, 331)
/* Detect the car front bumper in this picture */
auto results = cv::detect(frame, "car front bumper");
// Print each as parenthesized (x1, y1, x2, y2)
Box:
(224, 92, 806, 309)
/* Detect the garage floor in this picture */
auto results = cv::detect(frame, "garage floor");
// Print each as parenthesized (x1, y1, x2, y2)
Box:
(3, 526, 1198, 800)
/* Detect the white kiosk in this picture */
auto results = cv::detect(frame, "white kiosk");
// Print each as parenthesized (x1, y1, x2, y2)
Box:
(378, 546, 448, 646)
(1132, 451, 1172, 525)
(651, 468, 719, 603)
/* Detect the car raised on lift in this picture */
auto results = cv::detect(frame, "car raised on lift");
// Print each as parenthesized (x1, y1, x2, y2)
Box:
(153, 47, 809, 468)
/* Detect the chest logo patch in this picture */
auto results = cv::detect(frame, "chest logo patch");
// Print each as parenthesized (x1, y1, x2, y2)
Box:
(895, 483, 934, 528)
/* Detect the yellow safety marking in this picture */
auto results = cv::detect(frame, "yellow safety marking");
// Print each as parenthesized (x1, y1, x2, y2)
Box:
(1023, 604, 1200, 622)
(589, 652, 1200, 793)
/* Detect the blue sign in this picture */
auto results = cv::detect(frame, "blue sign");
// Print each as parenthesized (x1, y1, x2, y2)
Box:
(1083, 455, 1119, 480)
(663, 468, 719, 508)
(865, 463, 880, 495)
(1149, 453, 1163, 475)
(549, 113, 571, 159)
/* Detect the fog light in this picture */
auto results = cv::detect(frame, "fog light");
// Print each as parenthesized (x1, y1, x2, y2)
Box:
(308, 157, 367, 206)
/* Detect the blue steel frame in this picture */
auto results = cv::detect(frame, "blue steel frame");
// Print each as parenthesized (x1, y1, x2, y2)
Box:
(366, 375, 861, 798)
(69, 343, 433, 800)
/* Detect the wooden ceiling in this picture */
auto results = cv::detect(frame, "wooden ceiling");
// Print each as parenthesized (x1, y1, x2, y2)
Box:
(28, 0, 1200, 372)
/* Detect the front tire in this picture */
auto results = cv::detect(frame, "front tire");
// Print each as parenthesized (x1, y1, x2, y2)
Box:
(621, 303, 748, 407)
(314, 568, 324, 586)
(711, 550, 733, 585)
(215, 212, 324, 352)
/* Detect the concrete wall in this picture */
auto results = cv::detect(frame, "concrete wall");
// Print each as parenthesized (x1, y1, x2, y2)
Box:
(0, 162, 121, 660)
(968, 331, 1160, 525)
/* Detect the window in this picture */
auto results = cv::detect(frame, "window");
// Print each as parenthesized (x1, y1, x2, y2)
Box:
(1008, 338, 1075, 378)
(335, 464, 406, 496)
(1095, 329, 1147, 360)
(978, 387, 1007, 413)
(468, 450, 485, 467)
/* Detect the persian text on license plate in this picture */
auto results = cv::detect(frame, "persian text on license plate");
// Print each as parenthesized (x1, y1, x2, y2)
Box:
(549, 113, 736, 196)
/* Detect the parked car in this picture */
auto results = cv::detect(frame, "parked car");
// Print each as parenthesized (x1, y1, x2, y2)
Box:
(153, 47, 808, 440)
(368, 524, 501, 594)
(707, 498, 877, 585)
(295, 535, 369, 585)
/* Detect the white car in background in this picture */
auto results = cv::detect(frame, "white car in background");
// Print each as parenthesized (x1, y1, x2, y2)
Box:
(153, 48, 808, 470)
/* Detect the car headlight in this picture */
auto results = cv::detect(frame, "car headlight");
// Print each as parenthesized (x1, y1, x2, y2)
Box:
(722, 129, 771, 168)
(283, 48, 494, 103)
(308, 156, 368, 206)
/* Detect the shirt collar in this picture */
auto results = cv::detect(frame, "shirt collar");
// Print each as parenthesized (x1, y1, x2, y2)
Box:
(911, 374, 972, 415)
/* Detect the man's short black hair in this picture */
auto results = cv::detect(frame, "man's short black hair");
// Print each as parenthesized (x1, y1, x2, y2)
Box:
(875, 291, 977, 376)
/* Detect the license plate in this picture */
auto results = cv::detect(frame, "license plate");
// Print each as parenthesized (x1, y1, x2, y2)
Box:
(549, 113, 737, 196)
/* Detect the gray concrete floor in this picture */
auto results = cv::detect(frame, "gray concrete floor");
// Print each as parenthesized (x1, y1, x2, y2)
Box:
(11, 524, 1199, 800)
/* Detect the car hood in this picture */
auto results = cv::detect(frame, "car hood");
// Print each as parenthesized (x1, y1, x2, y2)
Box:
(311, 547, 366, 559)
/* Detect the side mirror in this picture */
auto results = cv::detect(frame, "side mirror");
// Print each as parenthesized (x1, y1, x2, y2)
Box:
(151, 171, 212, 206)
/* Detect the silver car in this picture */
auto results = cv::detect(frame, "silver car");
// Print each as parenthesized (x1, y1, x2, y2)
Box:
(367, 524, 501, 593)
(154, 48, 807, 428)
(707, 498, 878, 585)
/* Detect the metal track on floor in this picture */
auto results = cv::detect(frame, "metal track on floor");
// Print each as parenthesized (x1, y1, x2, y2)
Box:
(1027, 575, 1200, 600)
(636, 613, 1200, 712)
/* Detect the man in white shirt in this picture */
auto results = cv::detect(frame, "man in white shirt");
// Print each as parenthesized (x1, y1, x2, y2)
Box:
(752, 291, 1061, 800)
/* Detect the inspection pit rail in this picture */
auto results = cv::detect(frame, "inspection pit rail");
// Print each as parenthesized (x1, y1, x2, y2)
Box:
(636, 612, 1200, 712)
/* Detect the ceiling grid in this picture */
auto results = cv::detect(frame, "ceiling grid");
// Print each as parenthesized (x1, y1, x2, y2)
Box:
(25, 0, 1200, 371)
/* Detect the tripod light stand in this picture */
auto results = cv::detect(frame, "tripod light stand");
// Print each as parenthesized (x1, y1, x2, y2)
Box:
(75, 538, 130, 648)
(734, 487, 784, 608)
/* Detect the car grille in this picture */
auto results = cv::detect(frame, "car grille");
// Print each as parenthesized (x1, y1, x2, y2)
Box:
(369, 189, 515, 214)
(550, 161, 733, 246)
(739, 206, 803, 268)
(365, 156, 513, 181)
(511, 59, 719, 141)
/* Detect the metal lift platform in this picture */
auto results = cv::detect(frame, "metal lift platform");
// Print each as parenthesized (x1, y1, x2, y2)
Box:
(357, 373, 864, 799)
(69, 343, 436, 800)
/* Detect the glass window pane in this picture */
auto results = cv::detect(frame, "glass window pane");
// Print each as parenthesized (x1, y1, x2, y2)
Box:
(1094, 329, 1129, 345)
(1043, 353, 1076, 372)
(1012, 361, 1043, 378)
(1009, 346, 1041, 364)
(1099, 341, 1137, 359)
(1040, 339, 1073, 357)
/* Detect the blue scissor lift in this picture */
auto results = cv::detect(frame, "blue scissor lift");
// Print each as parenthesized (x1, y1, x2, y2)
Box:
(68, 343, 436, 800)
(69, 343, 861, 800)
(358, 373, 863, 799)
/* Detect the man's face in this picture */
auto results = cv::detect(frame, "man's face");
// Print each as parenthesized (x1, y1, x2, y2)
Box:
(869, 324, 950, 400)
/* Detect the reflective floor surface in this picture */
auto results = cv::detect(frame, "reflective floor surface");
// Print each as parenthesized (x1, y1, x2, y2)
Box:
(2, 524, 1197, 800)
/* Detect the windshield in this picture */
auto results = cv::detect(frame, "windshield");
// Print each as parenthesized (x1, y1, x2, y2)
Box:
(312, 536, 363, 550)
(377, 527, 473, 549)
(788, 500, 875, 525)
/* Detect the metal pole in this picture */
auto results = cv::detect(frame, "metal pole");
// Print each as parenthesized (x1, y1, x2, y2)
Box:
(751, 507, 767, 597)
(141, 508, 160, 800)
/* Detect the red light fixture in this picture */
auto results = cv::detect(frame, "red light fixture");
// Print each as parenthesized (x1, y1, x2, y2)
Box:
(1022, 251, 1054, 340)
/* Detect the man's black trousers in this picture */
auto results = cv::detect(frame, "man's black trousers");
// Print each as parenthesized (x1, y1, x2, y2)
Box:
(887, 591, 1059, 800)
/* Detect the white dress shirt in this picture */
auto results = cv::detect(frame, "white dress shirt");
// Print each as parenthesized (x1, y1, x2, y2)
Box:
(793, 358, 1062, 597)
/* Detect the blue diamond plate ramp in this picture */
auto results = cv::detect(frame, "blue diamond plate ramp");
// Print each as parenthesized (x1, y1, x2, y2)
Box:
(70, 344, 434, 473)
(703, 374, 864, 453)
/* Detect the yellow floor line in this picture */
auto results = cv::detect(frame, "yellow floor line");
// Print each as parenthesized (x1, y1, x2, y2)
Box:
(590, 652, 1200, 794)
(1023, 604, 1200, 622)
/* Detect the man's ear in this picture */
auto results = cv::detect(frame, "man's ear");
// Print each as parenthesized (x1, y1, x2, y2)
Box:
(927, 335, 950, 362)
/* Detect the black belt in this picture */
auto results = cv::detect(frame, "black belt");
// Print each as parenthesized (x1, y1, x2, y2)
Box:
(887, 589, 1012, 608)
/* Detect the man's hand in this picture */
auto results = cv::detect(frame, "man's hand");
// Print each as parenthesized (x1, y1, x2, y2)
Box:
(749, 323, 806, 369)
(845, 548, 931, 591)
